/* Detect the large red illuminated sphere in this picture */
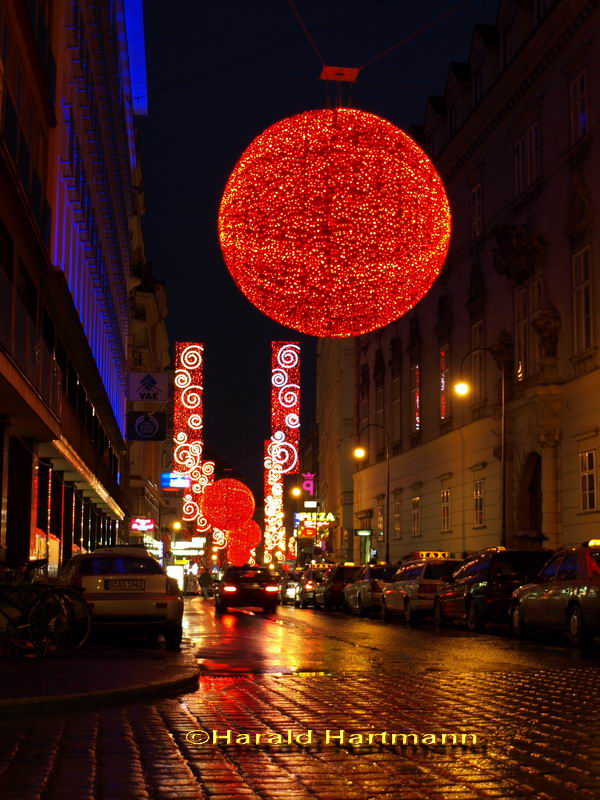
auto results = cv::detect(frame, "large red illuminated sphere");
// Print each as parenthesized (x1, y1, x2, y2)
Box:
(201, 479, 255, 530)
(218, 107, 451, 338)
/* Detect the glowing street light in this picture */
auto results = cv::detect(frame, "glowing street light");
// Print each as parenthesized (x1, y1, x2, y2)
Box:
(353, 426, 391, 563)
(290, 486, 302, 498)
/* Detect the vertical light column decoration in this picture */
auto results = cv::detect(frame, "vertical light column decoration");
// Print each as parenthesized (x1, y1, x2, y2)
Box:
(264, 342, 301, 564)
(173, 343, 217, 539)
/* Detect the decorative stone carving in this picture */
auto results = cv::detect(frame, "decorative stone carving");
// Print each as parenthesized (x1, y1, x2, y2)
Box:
(492, 225, 546, 284)
(565, 169, 594, 250)
(532, 304, 561, 359)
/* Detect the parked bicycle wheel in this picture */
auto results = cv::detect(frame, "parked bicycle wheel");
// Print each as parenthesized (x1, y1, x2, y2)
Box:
(27, 590, 92, 656)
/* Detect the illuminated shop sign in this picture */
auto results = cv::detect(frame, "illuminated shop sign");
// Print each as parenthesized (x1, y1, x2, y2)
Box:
(161, 471, 192, 490)
(130, 517, 156, 532)
(296, 512, 336, 523)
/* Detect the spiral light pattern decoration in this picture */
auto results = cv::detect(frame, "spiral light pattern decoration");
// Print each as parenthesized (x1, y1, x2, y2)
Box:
(173, 343, 216, 537)
(219, 107, 451, 337)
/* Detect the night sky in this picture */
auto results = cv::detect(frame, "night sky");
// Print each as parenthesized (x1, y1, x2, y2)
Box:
(138, 0, 499, 497)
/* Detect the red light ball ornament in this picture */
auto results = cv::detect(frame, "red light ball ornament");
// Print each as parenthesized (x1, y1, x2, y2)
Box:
(201, 479, 255, 530)
(219, 107, 451, 338)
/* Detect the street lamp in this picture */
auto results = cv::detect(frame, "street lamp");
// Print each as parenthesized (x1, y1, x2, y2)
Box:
(453, 347, 507, 547)
(353, 423, 391, 563)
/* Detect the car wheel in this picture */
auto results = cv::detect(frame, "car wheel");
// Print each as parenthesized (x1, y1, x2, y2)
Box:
(511, 602, 529, 639)
(567, 604, 591, 647)
(434, 599, 446, 628)
(164, 623, 183, 651)
(404, 599, 414, 626)
(381, 598, 392, 621)
(467, 600, 484, 633)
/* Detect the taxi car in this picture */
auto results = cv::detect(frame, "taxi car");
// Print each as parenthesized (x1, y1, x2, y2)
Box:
(314, 563, 361, 610)
(382, 554, 461, 624)
(510, 541, 600, 646)
(59, 546, 184, 650)
(433, 547, 552, 632)
(343, 563, 396, 616)
(294, 566, 330, 608)
(215, 566, 280, 613)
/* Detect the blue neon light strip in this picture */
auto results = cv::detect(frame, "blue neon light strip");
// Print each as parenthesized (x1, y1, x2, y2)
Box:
(123, 0, 148, 115)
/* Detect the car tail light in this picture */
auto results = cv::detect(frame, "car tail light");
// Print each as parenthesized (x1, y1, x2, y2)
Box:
(223, 585, 237, 593)
(305, 581, 315, 590)
(166, 577, 180, 595)
(265, 586, 278, 592)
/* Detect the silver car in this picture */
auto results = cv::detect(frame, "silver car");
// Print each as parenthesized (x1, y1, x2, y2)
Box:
(382, 557, 461, 624)
(343, 564, 396, 615)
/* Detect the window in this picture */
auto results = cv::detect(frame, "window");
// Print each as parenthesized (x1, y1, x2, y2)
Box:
(391, 373, 401, 442)
(502, 22, 516, 67)
(471, 321, 484, 403)
(393, 492, 402, 538)
(439, 345, 449, 421)
(411, 497, 421, 536)
(448, 102, 458, 137)
(579, 450, 596, 511)
(570, 70, 588, 143)
(539, 554, 562, 581)
(441, 488, 451, 532)
(470, 183, 482, 239)
(472, 65, 483, 104)
(375, 383, 384, 453)
(410, 364, 421, 432)
(473, 479, 484, 526)
(514, 122, 540, 196)
(573, 247, 593, 353)
(514, 279, 542, 381)
(376, 496, 385, 539)
(556, 553, 578, 582)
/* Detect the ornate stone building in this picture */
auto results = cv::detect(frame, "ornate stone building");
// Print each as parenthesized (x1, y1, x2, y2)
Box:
(318, 0, 599, 562)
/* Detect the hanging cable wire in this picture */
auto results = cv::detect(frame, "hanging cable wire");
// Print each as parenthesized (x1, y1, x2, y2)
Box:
(360, 0, 474, 69)
(287, 0, 326, 66)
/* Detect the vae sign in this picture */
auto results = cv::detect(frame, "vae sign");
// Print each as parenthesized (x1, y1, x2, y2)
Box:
(128, 372, 169, 402)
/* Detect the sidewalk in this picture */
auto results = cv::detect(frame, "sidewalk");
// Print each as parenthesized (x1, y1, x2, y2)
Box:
(0, 637, 200, 717)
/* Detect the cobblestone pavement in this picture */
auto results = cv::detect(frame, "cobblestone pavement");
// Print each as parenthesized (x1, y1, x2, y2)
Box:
(1, 665, 599, 800)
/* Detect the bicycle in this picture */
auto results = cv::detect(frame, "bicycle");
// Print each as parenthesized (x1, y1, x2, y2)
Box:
(0, 562, 92, 656)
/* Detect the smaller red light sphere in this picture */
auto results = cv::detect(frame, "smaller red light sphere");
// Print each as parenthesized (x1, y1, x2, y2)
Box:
(227, 541, 252, 567)
(201, 479, 255, 530)
(232, 519, 262, 549)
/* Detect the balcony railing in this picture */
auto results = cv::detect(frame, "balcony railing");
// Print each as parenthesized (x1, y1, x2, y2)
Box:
(0, 269, 62, 418)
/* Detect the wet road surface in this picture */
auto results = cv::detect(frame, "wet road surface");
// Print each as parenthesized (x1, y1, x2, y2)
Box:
(1, 597, 599, 800)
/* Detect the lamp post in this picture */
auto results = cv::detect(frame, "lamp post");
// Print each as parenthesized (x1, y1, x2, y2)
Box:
(353, 423, 391, 563)
(454, 347, 507, 547)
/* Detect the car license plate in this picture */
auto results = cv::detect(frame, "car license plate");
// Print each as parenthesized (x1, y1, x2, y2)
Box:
(248, 583, 261, 589)
(104, 579, 145, 591)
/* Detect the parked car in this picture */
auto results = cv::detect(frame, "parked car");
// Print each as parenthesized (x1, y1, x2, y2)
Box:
(343, 564, 397, 616)
(382, 557, 462, 624)
(58, 546, 184, 650)
(294, 567, 328, 608)
(511, 541, 600, 646)
(314, 564, 361, 610)
(214, 566, 279, 613)
(433, 547, 552, 632)
(278, 570, 303, 606)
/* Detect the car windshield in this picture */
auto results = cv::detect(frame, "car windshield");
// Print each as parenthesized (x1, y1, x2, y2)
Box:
(224, 568, 276, 584)
(423, 561, 462, 580)
(497, 551, 552, 576)
(370, 566, 397, 580)
(334, 566, 361, 580)
(79, 556, 164, 576)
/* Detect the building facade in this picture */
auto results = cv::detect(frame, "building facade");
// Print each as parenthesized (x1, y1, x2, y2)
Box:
(318, 0, 600, 563)
(0, 0, 148, 570)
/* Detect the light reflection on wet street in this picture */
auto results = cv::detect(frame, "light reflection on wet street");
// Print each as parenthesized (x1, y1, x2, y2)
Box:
(184, 597, 600, 675)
